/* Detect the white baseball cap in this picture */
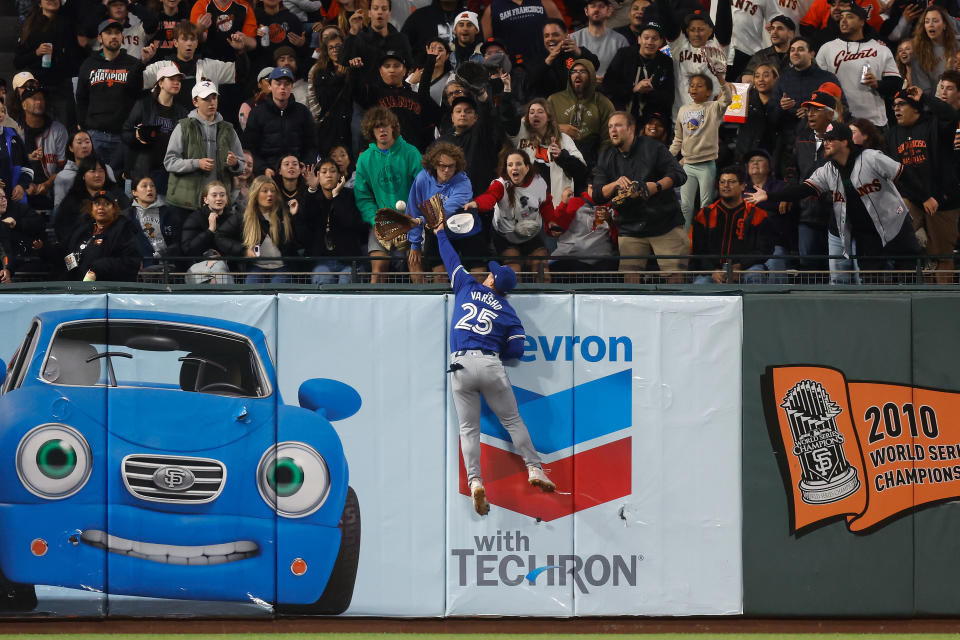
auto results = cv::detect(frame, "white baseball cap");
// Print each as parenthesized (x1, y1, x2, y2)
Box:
(155, 65, 183, 82)
(455, 10, 479, 30)
(191, 80, 218, 99)
(12, 71, 36, 91)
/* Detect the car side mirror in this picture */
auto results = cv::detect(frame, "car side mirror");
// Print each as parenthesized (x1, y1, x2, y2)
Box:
(0, 359, 5, 387)
(298, 378, 361, 421)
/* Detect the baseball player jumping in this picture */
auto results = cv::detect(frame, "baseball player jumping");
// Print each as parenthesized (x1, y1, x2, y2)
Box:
(432, 225, 555, 516)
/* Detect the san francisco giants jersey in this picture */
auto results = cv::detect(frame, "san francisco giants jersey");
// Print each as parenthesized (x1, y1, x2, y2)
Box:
(764, 0, 815, 26)
(671, 33, 726, 114)
(803, 148, 907, 254)
(815, 38, 899, 126)
(437, 230, 526, 356)
(729, 0, 770, 58)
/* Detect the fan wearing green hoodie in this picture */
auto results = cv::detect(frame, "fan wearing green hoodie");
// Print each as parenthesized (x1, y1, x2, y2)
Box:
(353, 106, 423, 283)
(546, 59, 615, 168)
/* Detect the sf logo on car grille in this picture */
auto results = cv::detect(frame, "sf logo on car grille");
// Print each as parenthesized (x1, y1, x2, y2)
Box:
(153, 466, 196, 491)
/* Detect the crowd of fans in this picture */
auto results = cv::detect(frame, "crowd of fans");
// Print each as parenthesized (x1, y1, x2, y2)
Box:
(3, 0, 960, 285)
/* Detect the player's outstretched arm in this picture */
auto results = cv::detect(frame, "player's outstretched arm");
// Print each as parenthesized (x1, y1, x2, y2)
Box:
(434, 227, 468, 292)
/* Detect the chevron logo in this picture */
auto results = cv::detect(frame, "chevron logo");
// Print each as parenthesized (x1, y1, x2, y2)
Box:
(458, 369, 633, 520)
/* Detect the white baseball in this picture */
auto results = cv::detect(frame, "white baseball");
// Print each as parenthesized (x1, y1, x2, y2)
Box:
(395, 200, 406, 212)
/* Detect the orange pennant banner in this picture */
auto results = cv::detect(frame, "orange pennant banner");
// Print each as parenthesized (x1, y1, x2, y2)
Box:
(767, 366, 960, 533)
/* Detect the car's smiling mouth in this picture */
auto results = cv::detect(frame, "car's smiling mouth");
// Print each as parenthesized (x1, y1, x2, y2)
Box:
(80, 530, 259, 565)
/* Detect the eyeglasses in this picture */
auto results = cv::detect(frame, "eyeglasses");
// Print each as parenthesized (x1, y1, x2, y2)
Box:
(446, 88, 466, 98)
(436, 162, 456, 171)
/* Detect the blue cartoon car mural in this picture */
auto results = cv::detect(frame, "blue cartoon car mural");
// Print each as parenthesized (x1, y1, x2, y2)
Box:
(0, 310, 361, 614)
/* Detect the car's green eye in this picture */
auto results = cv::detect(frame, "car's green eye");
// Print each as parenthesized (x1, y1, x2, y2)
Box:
(257, 442, 329, 518)
(17, 424, 92, 499)
(36, 439, 77, 479)
(269, 457, 304, 497)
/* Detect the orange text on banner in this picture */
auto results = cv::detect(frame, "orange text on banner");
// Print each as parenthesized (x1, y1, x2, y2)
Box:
(768, 366, 960, 533)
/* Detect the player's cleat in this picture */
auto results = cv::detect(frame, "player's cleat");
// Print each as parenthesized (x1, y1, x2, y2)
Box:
(528, 465, 555, 492)
(470, 477, 490, 516)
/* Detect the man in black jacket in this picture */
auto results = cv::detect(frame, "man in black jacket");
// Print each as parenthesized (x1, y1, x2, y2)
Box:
(602, 21, 673, 123)
(340, 0, 415, 74)
(402, 0, 466, 52)
(593, 111, 686, 282)
(767, 36, 841, 176)
(438, 94, 504, 195)
(75, 19, 144, 165)
(526, 18, 600, 98)
(886, 87, 960, 283)
(243, 67, 317, 175)
(785, 89, 835, 271)
(352, 49, 440, 152)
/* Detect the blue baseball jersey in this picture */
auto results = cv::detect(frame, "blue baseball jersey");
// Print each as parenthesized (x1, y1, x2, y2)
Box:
(437, 229, 526, 359)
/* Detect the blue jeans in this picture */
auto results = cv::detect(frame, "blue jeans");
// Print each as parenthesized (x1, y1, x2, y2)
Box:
(245, 266, 291, 284)
(89, 130, 122, 166)
(312, 259, 354, 285)
(766, 245, 788, 284)
(798, 223, 828, 270)
(828, 232, 861, 285)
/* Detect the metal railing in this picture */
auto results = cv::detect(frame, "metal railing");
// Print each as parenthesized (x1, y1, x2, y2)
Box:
(6, 253, 959, 287)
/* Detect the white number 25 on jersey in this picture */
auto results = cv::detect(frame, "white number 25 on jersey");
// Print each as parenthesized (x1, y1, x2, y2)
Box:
(454, 303, 498, 335)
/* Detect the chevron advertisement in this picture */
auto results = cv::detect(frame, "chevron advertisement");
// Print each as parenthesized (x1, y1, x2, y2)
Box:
(0, 293, 741, 618)
(445, 295, 743, 616)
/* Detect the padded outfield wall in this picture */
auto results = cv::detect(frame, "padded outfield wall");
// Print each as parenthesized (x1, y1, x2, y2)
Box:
(0, 290, 957, 618)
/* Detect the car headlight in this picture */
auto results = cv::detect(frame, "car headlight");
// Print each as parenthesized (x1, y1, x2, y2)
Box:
(257, 442, 329, 517)
(17, 424, 92, 499)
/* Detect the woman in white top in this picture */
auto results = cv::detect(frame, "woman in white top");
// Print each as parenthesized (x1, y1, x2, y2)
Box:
(510, 98, 587, 204)
(465, 148, 574, 280)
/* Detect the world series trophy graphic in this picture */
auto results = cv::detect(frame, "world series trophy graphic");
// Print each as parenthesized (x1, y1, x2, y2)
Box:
(781, 380, 860, 504)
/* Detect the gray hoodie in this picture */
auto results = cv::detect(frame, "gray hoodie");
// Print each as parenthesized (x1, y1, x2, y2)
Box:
(163, 109, 244, 187)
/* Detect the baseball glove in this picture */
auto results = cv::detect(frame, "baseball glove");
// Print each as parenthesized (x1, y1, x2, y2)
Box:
(417, 193, 446, 230)
(374, 208, 417, 244)
(611, 180, 649, 206)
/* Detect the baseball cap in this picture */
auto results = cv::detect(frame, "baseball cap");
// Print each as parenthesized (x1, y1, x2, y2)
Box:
(769, 14, 796, 31)
(839, 2, 868, 21)
(257, 66, 274, 82)
(821, 120, 852, 142)
(480, 37, 509, 55)
(450, 94, 478, 110)
(817, 81, 843, 101)
(454, 10, 479, 30)
(97, 18, 124, 33)
(274, 45, 297, 62)
(641, 106, 669, 127)
(268, 66, 295, 81)
(487, 261, 517, 295)
(90, 189, 115, 203)
(639, 21, 666, 38)
(893, 89, 922, 111)
(801, 90, 837, 111)
(191, 79, 218, 99)
(378, 49, 407, 67)
(743, 148, 773, 165)
(684, 9, 714, 29)
(12, 71, 36, 91)
(155, 65, 183, 81)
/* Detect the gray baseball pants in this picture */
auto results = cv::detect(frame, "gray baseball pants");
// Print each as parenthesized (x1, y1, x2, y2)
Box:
(450, 350, 542, 483)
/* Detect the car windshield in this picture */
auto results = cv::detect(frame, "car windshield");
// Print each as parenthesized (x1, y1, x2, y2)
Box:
(40, 320, 268, 397)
